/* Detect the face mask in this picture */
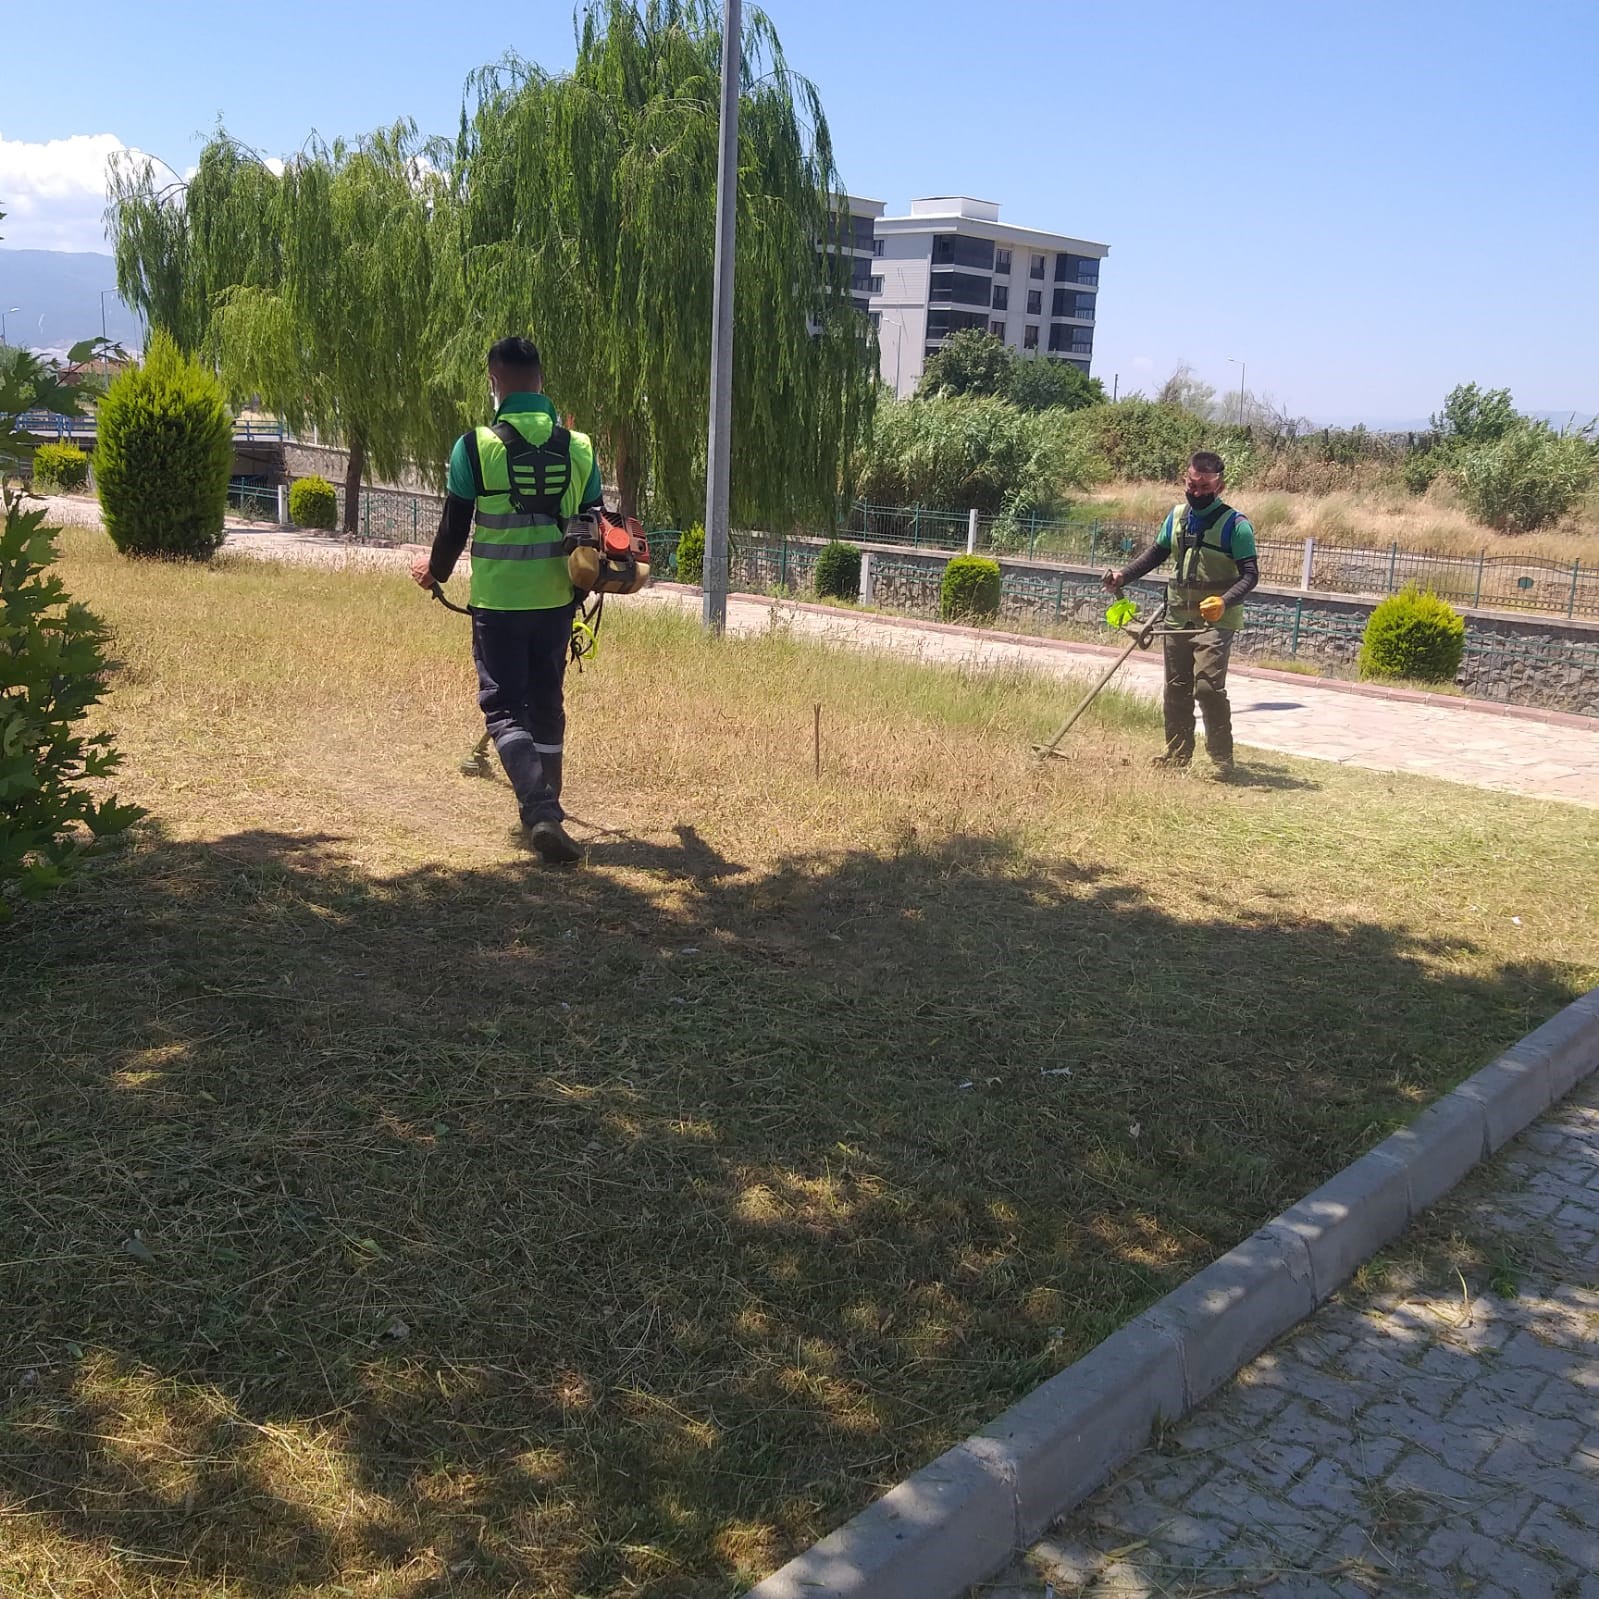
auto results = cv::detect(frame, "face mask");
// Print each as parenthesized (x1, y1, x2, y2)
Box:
(1185, 490, 1218, 511)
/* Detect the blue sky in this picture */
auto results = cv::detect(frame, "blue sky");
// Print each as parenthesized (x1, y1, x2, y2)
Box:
(2, 0, 1595, 423)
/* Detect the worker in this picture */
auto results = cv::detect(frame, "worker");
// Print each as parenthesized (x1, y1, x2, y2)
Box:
(1102, 451, 1259, 774)
(411, 336, 604, 862)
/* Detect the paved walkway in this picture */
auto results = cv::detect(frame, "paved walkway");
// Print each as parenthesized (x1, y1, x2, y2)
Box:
(980, 1072, 1599, 1599)
(48, 500, 1599, 810)
(633, 589, 1599, 811)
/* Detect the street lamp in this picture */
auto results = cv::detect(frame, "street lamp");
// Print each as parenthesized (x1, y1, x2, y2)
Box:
(100, 289, 114, 342)
(700, 0, 741, 635)
(1, 308, 17, 345)
(1227, 356, 1246, 424)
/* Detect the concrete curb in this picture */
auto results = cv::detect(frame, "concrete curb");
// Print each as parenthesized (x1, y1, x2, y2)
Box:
(744, 987, 1599, 1599)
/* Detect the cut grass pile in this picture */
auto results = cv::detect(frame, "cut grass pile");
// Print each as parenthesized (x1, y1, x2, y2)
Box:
(4, 530, 1597, 1598)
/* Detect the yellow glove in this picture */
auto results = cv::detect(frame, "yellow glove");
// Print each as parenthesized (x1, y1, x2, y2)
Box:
(1199, 595, 1226, 623)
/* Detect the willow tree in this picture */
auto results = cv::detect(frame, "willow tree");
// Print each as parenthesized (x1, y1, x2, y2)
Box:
(441, 0, 876, 524)
(109, 126, 456, 534)
(107, 138, 284, 357)
(210, 124, 458, 533)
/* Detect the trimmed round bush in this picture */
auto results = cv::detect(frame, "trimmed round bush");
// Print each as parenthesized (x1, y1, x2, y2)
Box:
(33, 442, 90, 492)
(940, 554, 1002, 623)
(1359, 585, 1466, 684)
(95, 331, 233, 560)
(676, 524, 705, 585)
(813, 538, 861, 600)
(289, 475, 338, 530)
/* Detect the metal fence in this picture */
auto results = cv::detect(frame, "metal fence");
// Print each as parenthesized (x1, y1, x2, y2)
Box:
(19, 410, 285, 443)
(728, 534, 1599, 696)
(841, 501, 1598, 622)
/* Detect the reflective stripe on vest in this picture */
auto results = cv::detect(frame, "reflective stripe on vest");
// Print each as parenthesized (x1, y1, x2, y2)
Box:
(467, 422, 575, 611)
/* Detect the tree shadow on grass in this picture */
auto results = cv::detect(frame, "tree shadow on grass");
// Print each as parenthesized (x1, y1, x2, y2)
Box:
(1, 823, 1583, 1597)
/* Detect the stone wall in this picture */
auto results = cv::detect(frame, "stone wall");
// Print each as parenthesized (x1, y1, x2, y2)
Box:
(731, 536, 1599, 719)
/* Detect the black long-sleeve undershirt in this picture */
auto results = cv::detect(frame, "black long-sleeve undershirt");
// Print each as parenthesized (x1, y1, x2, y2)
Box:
(427, 493, 476, 584)
(1118, 541, 1260, 611)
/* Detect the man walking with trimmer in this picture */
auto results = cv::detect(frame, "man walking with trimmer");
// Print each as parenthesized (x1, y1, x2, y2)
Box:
(411, 337, 605, 863)
(1102, 451, 1260, 775)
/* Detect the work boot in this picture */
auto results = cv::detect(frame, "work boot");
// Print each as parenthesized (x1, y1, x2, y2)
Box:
(1210, 757, 1237, 780)
(527, 819, 582, 866)
(1149, 752, 1190, 770)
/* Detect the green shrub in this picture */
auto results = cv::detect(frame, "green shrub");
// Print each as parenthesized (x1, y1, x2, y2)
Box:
(1060, 399, 1209, 483)
(856, 394, 1103, 515)
(95, 330, 234, 560)
(1, 330, 145, 916)
(1453, 425, 1597, 532)
(1399, 449, 1445, 495)
(676, 524, 705, 584)
(940, 555, 1002, 623)
(289, 474, 338, 530)
(1359, 586, 1466, 684)
(813, 539, 861, 600)
(33, 442, 90, 492)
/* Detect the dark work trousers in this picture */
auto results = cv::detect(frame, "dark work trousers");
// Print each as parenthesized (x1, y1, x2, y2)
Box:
(1162, 627, 1236, 764)
(471, 601, 577, 826)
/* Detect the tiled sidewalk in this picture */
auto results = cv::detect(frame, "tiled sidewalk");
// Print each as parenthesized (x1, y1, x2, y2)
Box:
(981, 1074, 1599, 1599)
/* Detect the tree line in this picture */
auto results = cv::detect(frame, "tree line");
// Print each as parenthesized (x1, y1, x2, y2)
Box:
(106, 0, 878, 535)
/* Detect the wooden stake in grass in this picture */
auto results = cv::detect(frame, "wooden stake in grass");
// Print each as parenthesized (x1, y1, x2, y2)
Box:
(814, 702, 821, 778)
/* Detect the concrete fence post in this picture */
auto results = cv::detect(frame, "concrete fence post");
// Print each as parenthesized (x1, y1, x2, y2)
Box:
(967, 509, 979, 555)
(277, 483, 289, 526)
(860, 550, 874, 605)
(1300, 536, 1314, 592)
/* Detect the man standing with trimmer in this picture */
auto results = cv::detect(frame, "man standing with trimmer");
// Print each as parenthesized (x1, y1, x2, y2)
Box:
(411, 337, 604, 863)
(1102, 451, 1260, 775)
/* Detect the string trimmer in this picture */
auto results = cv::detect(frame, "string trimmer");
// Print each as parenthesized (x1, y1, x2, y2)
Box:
(1032, 593, 1205, 759)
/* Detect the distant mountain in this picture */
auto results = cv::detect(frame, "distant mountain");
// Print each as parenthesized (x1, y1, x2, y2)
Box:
(0, 249, 143, 353)
(1311, 408, 1596, 435)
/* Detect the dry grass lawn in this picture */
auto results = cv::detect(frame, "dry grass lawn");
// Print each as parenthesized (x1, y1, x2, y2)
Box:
(5, 530, 1598, 1598)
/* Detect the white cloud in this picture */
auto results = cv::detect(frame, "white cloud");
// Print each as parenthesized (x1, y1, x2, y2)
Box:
(0, 132, 135, 252)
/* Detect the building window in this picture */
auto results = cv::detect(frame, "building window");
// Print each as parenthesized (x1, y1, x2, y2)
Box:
(1051, 287, 1096, 320)
(868, 276, 883, 295)
(992, 284, 1008, 310)
(931, 233, 996, 271)
(926, 307, 989, 338)
(1023, 324, 1039, 350)
(873, 238, 885, 257)
(1026, 289, 1042, 315)
(994, 248, 1011, 275)
(990, 320, 1006, 338)
(1055, 252, 1100, 286)
(1047, 324, 1093, 355)
(1030, 254, 1045, 279)
(930, 269, 992, 306)
(869, 311, 881, 330)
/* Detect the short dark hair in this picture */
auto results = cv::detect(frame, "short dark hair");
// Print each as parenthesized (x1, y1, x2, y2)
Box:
(487, 336, 542, 385)
(1189, 450, 1225, 477)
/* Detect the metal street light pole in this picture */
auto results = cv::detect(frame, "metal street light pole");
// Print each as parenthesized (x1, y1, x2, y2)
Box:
(1, 308, 17, 345)
(100, 289, 112, 342)
(701, 0, 742, 635)
(1228, 356, 1246, 424)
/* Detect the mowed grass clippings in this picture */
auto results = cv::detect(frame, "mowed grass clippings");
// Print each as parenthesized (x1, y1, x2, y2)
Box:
(4, 530, 1596, 1599)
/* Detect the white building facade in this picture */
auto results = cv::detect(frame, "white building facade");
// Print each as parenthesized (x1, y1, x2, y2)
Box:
(869, 197, 1108, 397)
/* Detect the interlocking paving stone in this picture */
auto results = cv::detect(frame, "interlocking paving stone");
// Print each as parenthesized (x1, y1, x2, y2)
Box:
(983, 1075, 1599, 1597)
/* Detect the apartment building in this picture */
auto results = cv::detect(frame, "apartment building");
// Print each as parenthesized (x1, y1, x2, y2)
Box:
(868, 197, 1107, 396)
(837, 195, 886, 318)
